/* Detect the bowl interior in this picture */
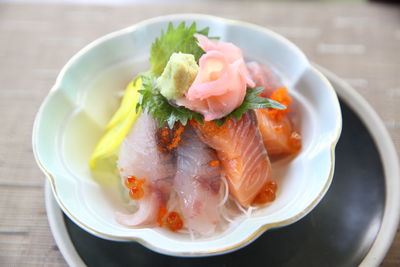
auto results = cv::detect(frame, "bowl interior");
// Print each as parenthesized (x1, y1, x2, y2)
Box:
(34, 15, 341, 255)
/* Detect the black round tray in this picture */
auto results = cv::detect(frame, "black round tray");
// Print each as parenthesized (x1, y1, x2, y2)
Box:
(63, 98, 384, 267)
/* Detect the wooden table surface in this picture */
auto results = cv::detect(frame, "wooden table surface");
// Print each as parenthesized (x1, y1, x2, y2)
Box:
(0, 2, 399, 266)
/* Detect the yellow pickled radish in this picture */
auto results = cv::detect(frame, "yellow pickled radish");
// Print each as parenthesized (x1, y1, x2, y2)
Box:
(106, 78, 142, 129)
(89, 78, 142, 170)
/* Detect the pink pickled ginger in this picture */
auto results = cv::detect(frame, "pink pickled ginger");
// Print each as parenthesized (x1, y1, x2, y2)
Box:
(177, 35, 255, 121)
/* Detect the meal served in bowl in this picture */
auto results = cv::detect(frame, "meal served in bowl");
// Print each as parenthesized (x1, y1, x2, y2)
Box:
(33, 14, 341, 256)
(90, 22, 302, 237)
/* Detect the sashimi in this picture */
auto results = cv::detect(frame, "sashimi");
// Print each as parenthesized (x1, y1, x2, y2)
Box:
(255, 110, 301, 155)
(87, 22, 304, 235)
(246, 61, 284, 97)
(116, 113, 176, 226)
(255, 88, 301, 156)
(174, 126, 222, 236)
(195, 111, 272, 207)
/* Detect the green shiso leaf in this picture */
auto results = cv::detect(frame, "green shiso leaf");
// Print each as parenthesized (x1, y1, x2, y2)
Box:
(150, 22, 213, 76)
(213, 87, 286, 126)
(137, 73, 204, 129)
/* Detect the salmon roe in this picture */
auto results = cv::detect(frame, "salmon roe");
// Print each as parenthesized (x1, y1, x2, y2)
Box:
(209, 160, 220, 167)
(196, 118, 232, 139)
(156, 123, 185, 152)
(125, 176, 146, 200)
(267, 87, 291, 121)
(189, 119, 199, 127)
(253, 181, 278, 205)
(165, 212, 184, 232)
(156, 206, 184, 232)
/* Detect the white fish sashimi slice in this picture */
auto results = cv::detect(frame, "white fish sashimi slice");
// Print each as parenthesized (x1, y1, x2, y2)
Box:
(116, 113, 176, 227)
(118, 113, 176, 181)
(246, 61, 284, 97)
(175, 126, 222, 236)
(116, 178, 173, 226)
(116, 192, 159, 226)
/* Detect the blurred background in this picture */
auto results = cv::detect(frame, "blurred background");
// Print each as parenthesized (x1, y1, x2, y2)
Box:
(0, 0, 399, 266)
(2, 0, 400, 3)
(1, 0, 400, 3)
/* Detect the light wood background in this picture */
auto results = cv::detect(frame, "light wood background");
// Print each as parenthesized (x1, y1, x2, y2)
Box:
(0, 2, 398, 266)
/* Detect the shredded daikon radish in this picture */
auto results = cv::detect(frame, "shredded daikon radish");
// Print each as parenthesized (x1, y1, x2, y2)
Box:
(218, 176, 229, 207)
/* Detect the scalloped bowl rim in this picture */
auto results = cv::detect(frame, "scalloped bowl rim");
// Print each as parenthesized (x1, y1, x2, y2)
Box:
(33, 14, 342, 256)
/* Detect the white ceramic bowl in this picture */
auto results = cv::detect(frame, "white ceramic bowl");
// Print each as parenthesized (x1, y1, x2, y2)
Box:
(33, 14, 342, 256)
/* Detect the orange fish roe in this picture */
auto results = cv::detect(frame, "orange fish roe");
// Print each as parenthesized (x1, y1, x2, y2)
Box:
(196, 118, 232, 139)
(157, 205, 167, 227)
(156, 122, 185, 151)
(189, 119, 199, 127)
(252, 181, 278, 205)
(165, 211, 184, 232)
(267, 87, 291, 121)
(157, 207, 184, 232)
(209, 160, 220, 167)
(160, 128, 169, 137)
(125, 176, 146, 200)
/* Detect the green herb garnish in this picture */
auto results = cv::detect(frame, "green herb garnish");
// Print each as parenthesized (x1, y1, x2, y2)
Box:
(213, 87, 286, 126)
(136, 22, 286, 128)
(150, 22, 212, 76)
(137, 73, 203, 129)
(137, 74, 285, 128)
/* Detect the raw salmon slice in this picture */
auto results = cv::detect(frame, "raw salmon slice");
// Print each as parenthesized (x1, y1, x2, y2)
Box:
(255, 109, 301, 156)
(255, 87, 301, 156)
(196, 111, 272, 207)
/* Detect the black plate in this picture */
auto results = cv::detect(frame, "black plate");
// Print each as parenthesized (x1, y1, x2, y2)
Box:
(64, 99, 385, 267)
